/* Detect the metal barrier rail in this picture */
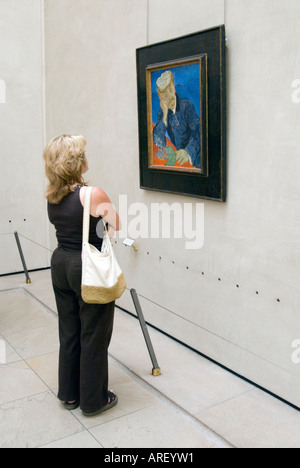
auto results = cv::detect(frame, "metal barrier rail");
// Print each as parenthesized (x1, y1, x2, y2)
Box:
(14, 231, 31, 284)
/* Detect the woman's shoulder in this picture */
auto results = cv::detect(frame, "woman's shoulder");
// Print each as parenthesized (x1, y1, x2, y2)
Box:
(89, 186, 111, 204)
(80, 185, 109, 199)
(80, 186, 111, 216)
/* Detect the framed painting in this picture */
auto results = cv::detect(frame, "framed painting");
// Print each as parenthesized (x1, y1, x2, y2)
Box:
(137, 25, 227, 201)
(146, 55, 208, 175)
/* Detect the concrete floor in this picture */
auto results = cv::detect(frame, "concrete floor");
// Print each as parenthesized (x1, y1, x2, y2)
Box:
(0, 270, 299, 448)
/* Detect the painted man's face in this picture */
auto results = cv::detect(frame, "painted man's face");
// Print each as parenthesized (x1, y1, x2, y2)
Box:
(158, 81, 176, 110)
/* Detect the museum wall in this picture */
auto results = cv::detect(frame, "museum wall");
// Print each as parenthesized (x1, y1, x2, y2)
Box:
(1, 0, 296, 407)
(0, 0, 49, 275)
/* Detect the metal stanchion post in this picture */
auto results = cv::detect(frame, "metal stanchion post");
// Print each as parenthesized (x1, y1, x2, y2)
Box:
(130, 288, 161, 376)
(14, 231, 31, 284)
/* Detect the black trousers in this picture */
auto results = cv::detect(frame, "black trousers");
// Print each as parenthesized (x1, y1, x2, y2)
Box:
(51, 247, 115, 413)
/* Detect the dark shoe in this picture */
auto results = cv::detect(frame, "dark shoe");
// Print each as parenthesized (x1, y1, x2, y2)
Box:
(82, 391, 118, 417)
(63, 400, 80, 411)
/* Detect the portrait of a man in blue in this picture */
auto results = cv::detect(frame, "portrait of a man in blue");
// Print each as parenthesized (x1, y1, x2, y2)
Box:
(151, 64, 202, 171)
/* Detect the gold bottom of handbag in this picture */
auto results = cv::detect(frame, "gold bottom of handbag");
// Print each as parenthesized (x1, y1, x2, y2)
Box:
(81, 273, 126, 304)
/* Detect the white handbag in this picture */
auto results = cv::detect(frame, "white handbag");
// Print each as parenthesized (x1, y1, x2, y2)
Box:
(81, 186, 126, 304)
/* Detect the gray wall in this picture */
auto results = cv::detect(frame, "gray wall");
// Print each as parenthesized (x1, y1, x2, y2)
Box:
(0, 0, 48, 274)
(1, 0, 299, 407)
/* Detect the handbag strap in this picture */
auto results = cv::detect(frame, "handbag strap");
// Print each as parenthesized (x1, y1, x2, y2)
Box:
(82, 186, 93, 244)
(82, 186, 108, 244)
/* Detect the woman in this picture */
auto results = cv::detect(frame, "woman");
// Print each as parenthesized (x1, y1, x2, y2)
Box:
(44, 134, 120, 417)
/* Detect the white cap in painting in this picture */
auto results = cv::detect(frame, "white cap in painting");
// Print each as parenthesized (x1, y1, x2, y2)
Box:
(156, 71, 173, 92)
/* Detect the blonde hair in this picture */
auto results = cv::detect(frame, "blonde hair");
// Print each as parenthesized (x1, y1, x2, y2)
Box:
(43, 134, 87, 204)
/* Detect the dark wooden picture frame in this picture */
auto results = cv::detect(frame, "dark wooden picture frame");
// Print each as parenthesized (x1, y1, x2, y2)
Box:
(136, 25, 227, 201)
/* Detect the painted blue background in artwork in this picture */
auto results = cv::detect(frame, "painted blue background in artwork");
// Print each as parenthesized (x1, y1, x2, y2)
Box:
(151, 63, 201, 124)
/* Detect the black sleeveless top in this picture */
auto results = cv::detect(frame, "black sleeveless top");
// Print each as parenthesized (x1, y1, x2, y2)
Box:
(48, 186, 103, 252)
